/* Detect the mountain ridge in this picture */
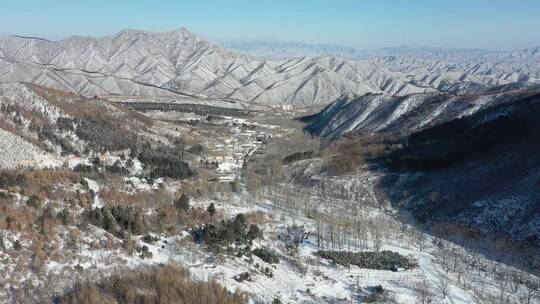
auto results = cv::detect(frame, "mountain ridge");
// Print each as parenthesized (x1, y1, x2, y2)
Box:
(0, 28, 538, 105)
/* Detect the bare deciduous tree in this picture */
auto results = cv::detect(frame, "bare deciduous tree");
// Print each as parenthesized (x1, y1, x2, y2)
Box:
(438, 272, 450, 299)
(414, 279, 435, 304)
(517, 283, 539, 304)
(370, 220, 384, 252)
(416, 231, 427, 251)
(508, 270, 523, 293)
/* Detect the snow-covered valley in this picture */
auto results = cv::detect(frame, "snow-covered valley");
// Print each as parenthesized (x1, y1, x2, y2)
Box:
(0, 85, 538, 303)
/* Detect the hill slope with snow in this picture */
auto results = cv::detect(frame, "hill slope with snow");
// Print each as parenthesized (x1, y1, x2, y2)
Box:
(300, 87, 540, 255)
(301, 84, 540, 138)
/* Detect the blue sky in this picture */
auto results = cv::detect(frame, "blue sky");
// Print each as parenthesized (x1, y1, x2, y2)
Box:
(1, 0, 539, 50)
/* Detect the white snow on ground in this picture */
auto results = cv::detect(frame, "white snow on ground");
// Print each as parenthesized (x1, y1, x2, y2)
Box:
(130, 158, 144, 175)
(178, 190, 490, 303)
(124, 176, 153, 192)
(0, 83, 64, 122)
(0, 128, 42, 169)
(83, 178, 100, 193)
(84, 178, 103, 208)
(385, 243, 477, 304)
(377, 94, 425, 130)
(218, 161, 238, 173)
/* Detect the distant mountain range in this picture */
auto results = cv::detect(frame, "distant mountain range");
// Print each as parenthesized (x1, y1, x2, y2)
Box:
(0, 28, 539, 106)
(226, 40, 540, 62)
(227, 41, 540, 85)
(223, 41, 370, 59)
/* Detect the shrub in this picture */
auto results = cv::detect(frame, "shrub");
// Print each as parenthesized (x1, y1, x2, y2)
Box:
(174, 194, 190, 211)
(187, 143, 204, 155)
(26, 194, 42, 208)
(207, 203, 216, 217)
(233, 272, 251, 282)
(230, 179, 241, 193)
(247, 224, 263, 240)
(252, 247, 279, 264)
(283, 151, 314, 164)
(142, 234, 159, 244)
(364, 285, 387, 303)
(231, 214, 247, 233)
(57, 208, 72, 225)
(13, 239, 22, 250)
(73, 164, 95, 173)
(58, 281, 112, 304)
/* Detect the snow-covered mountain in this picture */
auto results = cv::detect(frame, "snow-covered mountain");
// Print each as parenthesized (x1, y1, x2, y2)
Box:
(368, 47, 540, 89)
(227, 42, 540, 89)
(301, 86, 540, 250)
(301, 84, 540, 138)
(379, 91, 540, 247)
(1, 28, 538, 106)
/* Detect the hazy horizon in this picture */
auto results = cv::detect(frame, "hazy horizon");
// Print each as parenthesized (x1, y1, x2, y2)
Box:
(1, 0, 540, 50)
(2, 27, 539, 53)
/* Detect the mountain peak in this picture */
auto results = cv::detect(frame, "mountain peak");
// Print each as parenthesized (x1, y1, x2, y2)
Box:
(110, 27, 202, 44)
(115, 28, 149, 38)
(165, 27, 202, 42)
(169, 27, 191, 35)
(114, 27, 194, 37)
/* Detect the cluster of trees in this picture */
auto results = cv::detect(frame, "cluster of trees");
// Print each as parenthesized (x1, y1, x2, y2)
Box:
(135, 142, 194, 179)
(0, 103, 29, 130)
(0, 171, 27, 188)
(252, 247, 279, 264)
(52, 114, 138, 154)
(321, 132, 400, 176)
(85, 205, 148, 236)
(192, 213, 263, 252)
(27, 113, 138, 155)
(35, 122, 76, 155)
(75, 116, 137, 153)
(59, 264, 246, 304)
(317, 250, 417, 271)
(314, 214, 380, 253)
(0, 103, 22, 115)
(247, 178, 394, 256)
(433, 240, 540, 304)
(73, 158, 129, 176)
(431, 222, 540, 272)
